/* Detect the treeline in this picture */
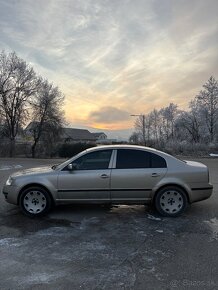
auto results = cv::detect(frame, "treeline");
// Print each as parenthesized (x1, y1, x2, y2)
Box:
(0, 51, 65, 157)
(130, 76, 218, 155)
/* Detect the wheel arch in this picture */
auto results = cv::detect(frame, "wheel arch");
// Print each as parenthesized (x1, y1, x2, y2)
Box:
(152, 183, 190, 204)
(18, 183, 55, 206)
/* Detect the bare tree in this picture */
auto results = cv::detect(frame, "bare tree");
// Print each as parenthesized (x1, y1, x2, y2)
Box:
(177, 106, 201, 143)
(197, 76, 218, 143)
(129, 131, 141, 144)
(160, 103, 178, 141)
(149, 109, 162, 146)
(134, 114, 153, 146)
(29, 79, 65, 158)
(42, 122, 63, 157)
(134, 115, 146, 145)
(0, 51, 37, 156)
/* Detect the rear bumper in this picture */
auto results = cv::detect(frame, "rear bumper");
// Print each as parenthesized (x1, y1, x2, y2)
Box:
(190, 185, 213, 203)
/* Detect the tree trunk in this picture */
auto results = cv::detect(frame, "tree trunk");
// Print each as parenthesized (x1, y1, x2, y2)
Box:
(9, 138, 16, 157)
(31, 142, 37, 158)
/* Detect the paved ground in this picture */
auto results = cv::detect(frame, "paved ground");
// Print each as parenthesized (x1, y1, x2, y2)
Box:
(0, 157, 218, 290)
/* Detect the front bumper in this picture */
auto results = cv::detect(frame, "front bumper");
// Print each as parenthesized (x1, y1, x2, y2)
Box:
(2, 185, 19, 205)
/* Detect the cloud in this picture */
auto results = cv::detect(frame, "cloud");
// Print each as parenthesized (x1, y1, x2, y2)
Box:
(89, 106, 130, 123)
(0, 0, 218, 133)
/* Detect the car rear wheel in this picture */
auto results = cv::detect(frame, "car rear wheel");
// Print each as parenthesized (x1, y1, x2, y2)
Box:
(155, 186, 188, 217)
(19, 187, 52, 217)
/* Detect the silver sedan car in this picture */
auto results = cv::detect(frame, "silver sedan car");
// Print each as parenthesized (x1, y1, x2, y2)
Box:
(2, 145, 213, 217)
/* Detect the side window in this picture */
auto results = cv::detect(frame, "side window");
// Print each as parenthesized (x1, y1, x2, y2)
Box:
(150, 153, 167, 168)
(116, 149, 150, 169)
(116, 149, 167, 169)
(71, 150, 112, 170)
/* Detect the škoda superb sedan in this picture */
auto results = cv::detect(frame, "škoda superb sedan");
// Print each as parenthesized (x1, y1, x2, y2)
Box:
(2, 145, 213, 217)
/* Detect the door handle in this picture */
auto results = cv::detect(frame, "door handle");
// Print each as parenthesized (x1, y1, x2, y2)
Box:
(100, 174, 109, 179)
(151, 173, 160, 177)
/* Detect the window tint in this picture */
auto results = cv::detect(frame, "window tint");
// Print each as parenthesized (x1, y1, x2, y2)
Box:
(116, 149, 166, 169)
(150, 153, 166, 168)
(116, 149, 150, 169)
(71, 150, 112, 170)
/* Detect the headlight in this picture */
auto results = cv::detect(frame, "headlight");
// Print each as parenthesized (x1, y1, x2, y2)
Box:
(6, 177, 13, 186)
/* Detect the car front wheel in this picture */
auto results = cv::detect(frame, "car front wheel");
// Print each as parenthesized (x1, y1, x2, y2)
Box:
(154, 186, 188, 217)
(19, 187, 52, 217)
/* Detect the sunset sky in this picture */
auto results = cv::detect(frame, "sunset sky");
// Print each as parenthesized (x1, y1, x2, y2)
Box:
(0, 0, 218, 139)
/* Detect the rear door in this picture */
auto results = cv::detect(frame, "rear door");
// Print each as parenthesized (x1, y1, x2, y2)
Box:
(110, 149, 167, 202)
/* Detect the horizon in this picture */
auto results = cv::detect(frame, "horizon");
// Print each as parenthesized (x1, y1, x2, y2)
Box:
(0, 0, 217, 138)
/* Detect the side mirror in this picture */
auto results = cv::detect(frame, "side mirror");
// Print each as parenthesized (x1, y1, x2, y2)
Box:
(67, 163, 77, 171)
(67, 164, 73, 171)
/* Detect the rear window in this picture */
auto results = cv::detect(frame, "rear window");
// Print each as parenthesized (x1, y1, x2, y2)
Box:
(116, 149, 166, 169)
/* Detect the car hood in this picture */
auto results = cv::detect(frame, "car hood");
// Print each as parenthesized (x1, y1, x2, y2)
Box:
(11, 166, 54, 178)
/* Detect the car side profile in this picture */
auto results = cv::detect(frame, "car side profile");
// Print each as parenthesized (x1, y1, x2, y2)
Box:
(2, 145, 213, 217)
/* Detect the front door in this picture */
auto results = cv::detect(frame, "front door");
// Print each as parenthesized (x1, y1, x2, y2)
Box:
(57, 149, 113, 202)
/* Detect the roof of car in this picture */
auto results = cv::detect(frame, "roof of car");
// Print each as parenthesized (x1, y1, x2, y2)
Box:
(85, 144, 178, 163)
(87, 144, 160, 153)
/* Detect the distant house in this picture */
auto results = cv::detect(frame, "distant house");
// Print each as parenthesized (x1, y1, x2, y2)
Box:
(61, 128, 96, 143)
(24, 121, 38, 136)
(24, 123, 109, 144)
(92, 132, 107, 141)
(24, 121, 49, 142)
(92, 132, 118, 144)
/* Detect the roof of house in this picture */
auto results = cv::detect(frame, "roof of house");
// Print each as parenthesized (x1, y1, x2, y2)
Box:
(62, 128, 96, 141)
(25, 123, 101, 141)
(25, 121, 39, 131)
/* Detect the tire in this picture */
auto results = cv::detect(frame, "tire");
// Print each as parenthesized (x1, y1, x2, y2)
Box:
(154, 186, 188, 217)
(19, 186, 52, 217)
